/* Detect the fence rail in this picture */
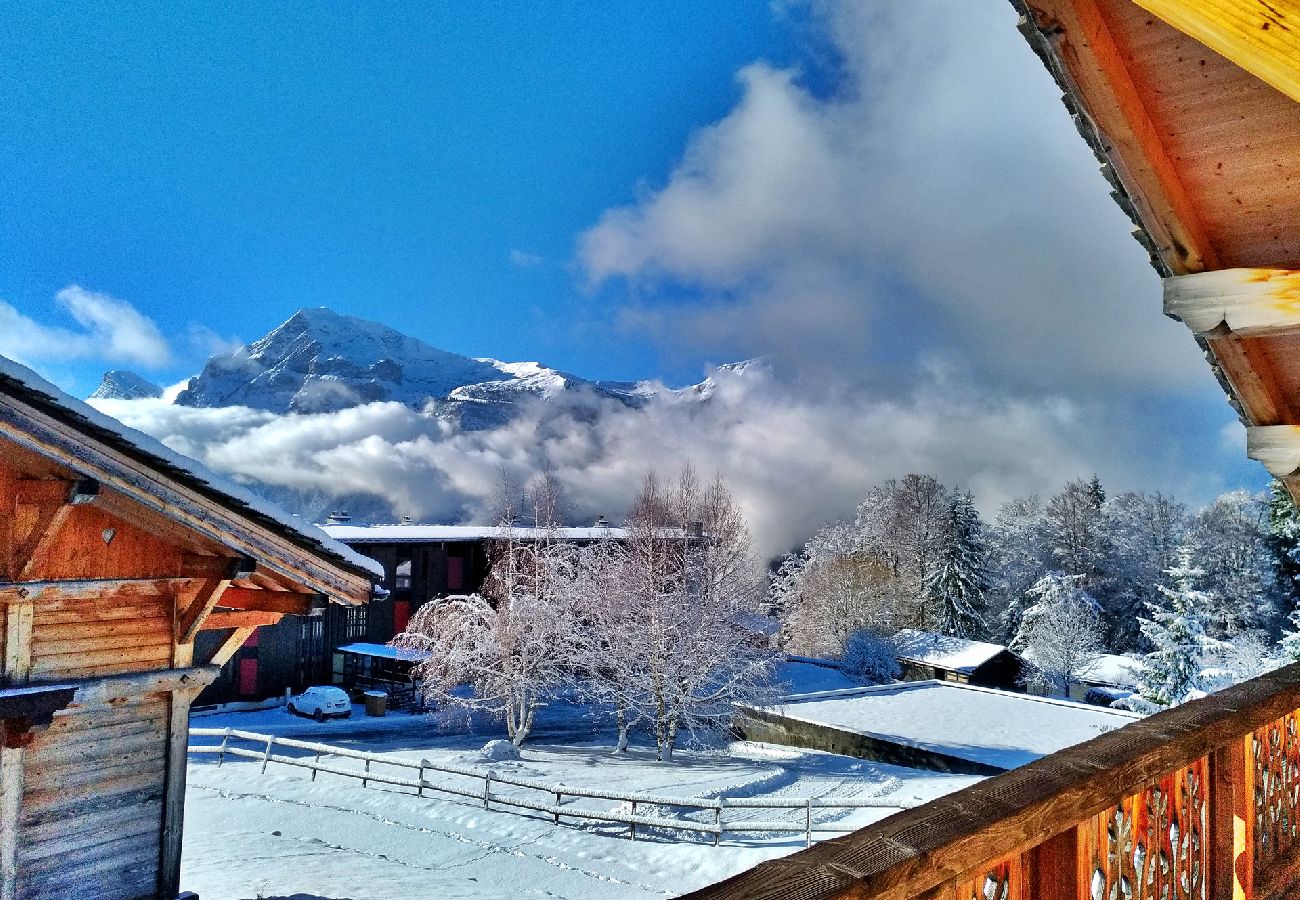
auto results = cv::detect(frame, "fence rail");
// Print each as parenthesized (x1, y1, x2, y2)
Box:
(188, 727, 909, 846)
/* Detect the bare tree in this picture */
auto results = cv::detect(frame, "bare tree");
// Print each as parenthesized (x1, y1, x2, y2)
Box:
(1014, 573, 1104, 697)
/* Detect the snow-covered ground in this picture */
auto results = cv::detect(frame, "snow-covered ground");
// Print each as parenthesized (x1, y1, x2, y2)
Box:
(182, 688, 974, 899)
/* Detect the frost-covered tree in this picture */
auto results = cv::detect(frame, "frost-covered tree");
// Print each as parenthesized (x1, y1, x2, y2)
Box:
(619, 468, 774, 761)
(839, 629, 900, 685)
(1136, 549, 1221, 708)
(1184, 491, 1280, 638)
(922, 492, 988, 638)
(1044, 477, 1112, 590)
(857, 474, 950, 627)
(774, 522, 904, 656)
(985, 496, 1052, 643)
(1103, 491, 1187, 652)
(1013, 573, 1104, 696)
(1269, 480, 1300, 606)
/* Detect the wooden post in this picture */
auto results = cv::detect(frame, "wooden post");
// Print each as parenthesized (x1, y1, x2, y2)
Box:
(217, 727, 230, 767)
(805, 797, 813, 848)
(0, 746, 24, 900)
(1211, 735, 1255, 900)
(553, 790, 561, 824)
(312, 751, 320, 782)
(159, 685, 202, 900)
(363, 758, 370, 789)
(483, 772, 491, 809)
(261, 735, 274, 773)
(631, 800, 637, 841)
(714, 798, 724, 847)
(1028, 827, 1079, 900)
(418, 760, 427, 797)
(2, 601, 33, 685)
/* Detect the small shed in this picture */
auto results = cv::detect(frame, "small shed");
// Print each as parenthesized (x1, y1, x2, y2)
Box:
(0, 357, 380, 900)
(335, 642, 430, 707)
(892, 629, 1026, 691)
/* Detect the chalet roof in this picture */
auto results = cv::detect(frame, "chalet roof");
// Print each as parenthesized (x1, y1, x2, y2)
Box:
(321, 523, 630, 543)
(893, 628, 1014, 674)
(0, 355, 382, 583)
(1012, 0, 1300, 501)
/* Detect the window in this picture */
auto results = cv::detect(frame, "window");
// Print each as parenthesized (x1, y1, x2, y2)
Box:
(395, 558, 412, 591)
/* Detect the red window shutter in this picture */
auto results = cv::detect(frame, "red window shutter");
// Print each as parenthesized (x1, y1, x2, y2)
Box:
(392, 600, 411, 635)
(238, 658, 259, 696)
(447, 557, 464, 590)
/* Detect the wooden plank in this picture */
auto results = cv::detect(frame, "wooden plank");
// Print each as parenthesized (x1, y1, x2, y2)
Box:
(35, 616, 171, 641)
(1023, 0, 1221, 274)
(1165, 268, 1300, 335)
(1247, 425, 1300, 476)
(22, 780, 163, 828)
(19, 795, 162, 846)
(1129, 0, 1300, 102)
(34, 600, 170, 626)
(216, 586, 318, 615)
(1027, 827, 1078, 900)
(21, 855, 157, 900)
(32, 628, 168, 658)
(201, 609, 285, 630)
(208, 626, 256, 666)
(1, 577, 192, 605)
(1, 602, 32, 684)
(24, 747, 166, 789)
(28, 643, 171, 678)
(14, 505, 74, 582)
(0, 747, 22, 900)
(16, 814, 158, 866)
(26, 718, 165, 755)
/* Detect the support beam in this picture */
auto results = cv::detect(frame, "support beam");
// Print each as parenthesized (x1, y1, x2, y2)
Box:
(201, 609, 284, 630)
(1165, 268, 1300, 336)
(1129, 0, 1300, 103)
(158, 681, 206, 898)
(1, 602, 32, 685)
(216, 587, 320, 615)
(1022, 0, 1221, 275)
(177, 578, 232, 645)
(179, 552, 255, 580)
(0, 577, 203, 605)
(1247, 425, 1300, 476)
(208, 627, 256, 667)
(0, 746, 22, 900)
(11, 480, 78, 582)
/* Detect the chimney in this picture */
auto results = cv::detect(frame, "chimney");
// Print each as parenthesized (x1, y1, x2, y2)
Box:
(325, 510, 352, 525)
(595, 515, 609, 527)
(400, 515, 414, 525)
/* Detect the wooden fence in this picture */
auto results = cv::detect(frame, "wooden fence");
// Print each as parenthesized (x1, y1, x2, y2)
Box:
(681, 662, 1300, 899)
(188, 727, 909, 847)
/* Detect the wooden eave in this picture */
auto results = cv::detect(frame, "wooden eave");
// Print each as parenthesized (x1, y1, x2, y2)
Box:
(0, 375, 373, 606)
(1013, 0, 1300, 499)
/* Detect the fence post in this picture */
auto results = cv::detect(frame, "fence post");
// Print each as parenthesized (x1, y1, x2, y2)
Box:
(311, 751, 320, 782)
(260, 736, 275, 774)
(217, 728, 231, 768)
(1210, 734, 1255, 898)
(805, 797, 813, 848)
(553, 789, 561, 824)
(631, 801, 637, 841)
(484, 772, 492, 809)
(363, 758, 370, 789)
(418, 762, 425, 797)
(714, 798, 724, 847)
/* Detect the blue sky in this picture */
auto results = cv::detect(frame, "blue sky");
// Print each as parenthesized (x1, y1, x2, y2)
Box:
(1, 1, 812, 391)
(0, 1, 1269, 524)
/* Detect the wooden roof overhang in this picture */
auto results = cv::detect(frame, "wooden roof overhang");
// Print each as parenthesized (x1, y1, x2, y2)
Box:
(1011, 0, 1300, 498)
(0, 366, 377, 654)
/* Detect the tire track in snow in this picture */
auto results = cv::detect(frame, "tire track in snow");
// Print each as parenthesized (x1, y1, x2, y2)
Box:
(190, 783, 669, 897)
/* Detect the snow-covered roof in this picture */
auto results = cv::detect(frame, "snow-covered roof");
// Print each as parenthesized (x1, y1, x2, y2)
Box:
(893, 629, 1013, 673)
(321, 524, 630, 543)
(336, 642, 430, 662)
(1078, 654, 1144, 688)
(0, 355, 382, 581)
(756, 680, 1139, 770)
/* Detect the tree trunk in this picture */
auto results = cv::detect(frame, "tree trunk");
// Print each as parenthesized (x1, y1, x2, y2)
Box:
(614, 702, 629, 753)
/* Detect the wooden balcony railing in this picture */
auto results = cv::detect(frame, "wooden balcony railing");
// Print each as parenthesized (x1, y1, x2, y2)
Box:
(684, 664, 1300, 900)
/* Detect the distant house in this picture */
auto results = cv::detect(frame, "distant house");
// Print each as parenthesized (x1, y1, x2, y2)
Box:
(892, 628, 1026, 692)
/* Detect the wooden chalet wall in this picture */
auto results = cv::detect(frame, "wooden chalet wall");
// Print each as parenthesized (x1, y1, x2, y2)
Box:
(0, 371, 374, 900)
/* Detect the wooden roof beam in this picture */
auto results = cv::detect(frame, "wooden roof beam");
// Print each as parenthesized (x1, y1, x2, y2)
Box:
(200, 610, 284, 630)
(1165, 268, 1300, 336)
(1129, 0, 1300, 102)
(1021, 0, 1221, 274)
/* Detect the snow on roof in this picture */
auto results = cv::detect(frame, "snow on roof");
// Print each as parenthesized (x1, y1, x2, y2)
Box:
(893, 628, 1013, 673)
(1079, 654, 1144, 688)
(321, 524, 630, 543)
(757, 680, 1139, 770)
(336, 642, 430, 662)
(0, 355, 382, 580)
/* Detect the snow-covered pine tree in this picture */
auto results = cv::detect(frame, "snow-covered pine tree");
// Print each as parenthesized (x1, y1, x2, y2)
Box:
(1136, 547, 1220, 708)
(922, 492, 988, 638)
(985, 495, 1051, 644)
(1012, 572, 1103, 696)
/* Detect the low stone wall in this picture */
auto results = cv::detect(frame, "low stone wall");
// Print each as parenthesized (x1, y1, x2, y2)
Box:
(734, 706, 1005, 776)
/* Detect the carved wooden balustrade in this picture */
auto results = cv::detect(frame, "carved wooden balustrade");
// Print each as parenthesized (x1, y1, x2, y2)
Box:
(684, 664, 1300, 900)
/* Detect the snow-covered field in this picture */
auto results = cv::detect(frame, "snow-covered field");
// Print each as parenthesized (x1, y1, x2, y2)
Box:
(181, 681, 974, 899)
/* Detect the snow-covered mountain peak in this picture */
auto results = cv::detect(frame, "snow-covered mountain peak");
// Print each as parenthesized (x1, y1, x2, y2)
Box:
(88, 370, 163, 401)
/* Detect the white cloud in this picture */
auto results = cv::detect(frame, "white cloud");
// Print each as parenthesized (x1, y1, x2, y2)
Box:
(509, 249, 544, 268)
(578, 0, 1205, 395)
(91, 364, 1224, 560)
(0, 285, 171, 368)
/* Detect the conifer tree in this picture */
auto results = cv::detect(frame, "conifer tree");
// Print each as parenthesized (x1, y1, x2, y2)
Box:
(1137, 547, 1220, 708)
(923, 492, 988, 638)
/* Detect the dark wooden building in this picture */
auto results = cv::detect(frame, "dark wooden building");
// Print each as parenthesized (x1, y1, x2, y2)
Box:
(0, 357, 377, 900)
(892, 628, 1026, 692)
(198, 523, 627, 704)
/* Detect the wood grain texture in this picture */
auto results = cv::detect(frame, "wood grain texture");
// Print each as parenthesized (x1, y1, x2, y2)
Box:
(1128, 0, 1300, 102)
(1165, 268, 1300, 335)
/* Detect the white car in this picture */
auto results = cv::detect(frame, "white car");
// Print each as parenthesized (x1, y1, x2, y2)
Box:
(287, 686, 352, 722)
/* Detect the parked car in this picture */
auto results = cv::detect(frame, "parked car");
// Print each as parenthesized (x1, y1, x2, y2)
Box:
(287, 686, 352, 722)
